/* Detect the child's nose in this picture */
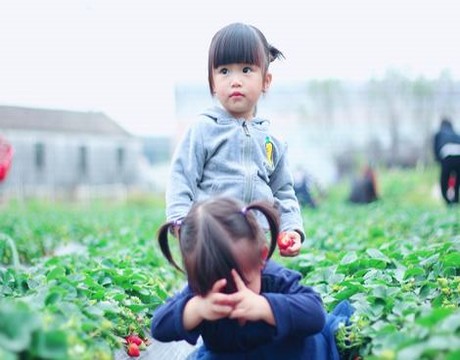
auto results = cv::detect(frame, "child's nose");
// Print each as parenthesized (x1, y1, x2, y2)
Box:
(230, 74, 242, 87)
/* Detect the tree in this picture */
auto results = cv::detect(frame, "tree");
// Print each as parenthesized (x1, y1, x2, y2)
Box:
(411, 76, 435, 165)
(366, 70, 411, 167)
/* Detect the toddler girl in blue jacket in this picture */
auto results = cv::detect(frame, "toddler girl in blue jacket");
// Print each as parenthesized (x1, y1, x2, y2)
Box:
(151, 196, 353, 359)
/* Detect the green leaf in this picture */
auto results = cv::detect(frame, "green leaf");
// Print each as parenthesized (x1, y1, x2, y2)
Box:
(340, 251, 358, 265)
(31, 329, 68, 359)
(334, 286, 362, 300)
(0, 347, 16, 360)
(46, 266, 66, 281)
(446, 350, 460, 360)
(438, 312, 460, 332)
(371, 285, 399, 300)
(0, 300, 40, 352)
(416, 307, 454, 327)
(397, 335, 460, 360)
(366, 248, 391, 263)
(45, 291, 61, 306)
(101, 276, 113, 286)
(403, 267, 425, 279)
(441, 252, 460, 267)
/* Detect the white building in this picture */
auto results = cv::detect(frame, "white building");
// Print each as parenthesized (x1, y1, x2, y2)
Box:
(0, 105, 144, 200)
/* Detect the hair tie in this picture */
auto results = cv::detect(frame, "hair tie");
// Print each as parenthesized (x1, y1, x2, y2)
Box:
(169, 219, 182, 237)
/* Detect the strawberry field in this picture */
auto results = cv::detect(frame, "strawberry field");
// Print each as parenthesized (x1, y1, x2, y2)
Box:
(1, 167, 459, 360)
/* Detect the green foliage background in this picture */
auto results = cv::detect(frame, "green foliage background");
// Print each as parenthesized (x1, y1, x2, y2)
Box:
(1, 167, 459, 360)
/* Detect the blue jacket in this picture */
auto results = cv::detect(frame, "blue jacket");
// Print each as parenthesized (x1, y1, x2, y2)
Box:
(151, 261, 339, 359)
(165, 106, 304, 238)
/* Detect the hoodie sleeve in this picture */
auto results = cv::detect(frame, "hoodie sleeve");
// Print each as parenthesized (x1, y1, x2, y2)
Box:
(268, 142, 305, 241)
(150, 286, 201, 345)
(262, 264, 326, 340)
(165, 122, 206, 222)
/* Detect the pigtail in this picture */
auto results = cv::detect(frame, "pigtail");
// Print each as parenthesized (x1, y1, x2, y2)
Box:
(244, 202, 280, 260)
(157, 222, 184, 273)
(268, 45, 285, 63)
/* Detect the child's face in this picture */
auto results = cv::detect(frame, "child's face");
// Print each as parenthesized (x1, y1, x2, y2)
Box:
(233, 241, 266, 294)
(242, 266, 262, 293)
(211, 63, 272, 120)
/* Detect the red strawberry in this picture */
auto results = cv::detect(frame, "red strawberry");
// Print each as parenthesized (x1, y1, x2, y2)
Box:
(127, 342, 140, 357)
(448, 174, 456, 188)
(126, 334, 143, 346)
(277, 232, 294, 250)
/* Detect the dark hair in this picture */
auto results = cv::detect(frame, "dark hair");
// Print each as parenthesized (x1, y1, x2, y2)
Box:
(157, 197, 280, 295)
(207, 22, 284, 94)
(440, 117, 453, 131)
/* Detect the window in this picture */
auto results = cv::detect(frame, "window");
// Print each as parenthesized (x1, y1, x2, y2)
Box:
(79, 145, 87, 175)
(116, 147, 124, 170)
(35, 143, 45, 170)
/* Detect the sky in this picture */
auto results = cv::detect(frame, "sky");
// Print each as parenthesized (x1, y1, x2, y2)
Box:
(1, 0, 459, 136)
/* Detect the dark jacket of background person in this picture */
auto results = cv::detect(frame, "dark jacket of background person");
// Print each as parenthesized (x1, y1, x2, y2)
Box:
(433, 119, 460, 162)
(293, 168, 317, 208)
(433, 118, 460, 204)
(348, 166, 378, 204)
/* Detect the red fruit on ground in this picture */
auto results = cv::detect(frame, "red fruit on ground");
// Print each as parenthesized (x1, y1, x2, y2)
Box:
(126, 334, 143, 346)
(127, 342, 140, 357)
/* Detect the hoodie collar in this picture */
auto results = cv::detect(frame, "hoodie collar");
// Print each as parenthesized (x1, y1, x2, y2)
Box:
(201, 106, 270, 127)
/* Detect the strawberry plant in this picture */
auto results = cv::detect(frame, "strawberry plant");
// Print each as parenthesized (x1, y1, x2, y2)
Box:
(1, 167, 459, 359)
(0, 200, 179, 359)
(278, 167, 460, 359)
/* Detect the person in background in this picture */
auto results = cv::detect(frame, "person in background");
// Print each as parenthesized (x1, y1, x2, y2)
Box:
(165, 22, 304, 257)
(433, 117, 460, 204)
(151, 196, 353, 359)
(348, 164, 378, 204)
(293, 166, 318, 208)
(0, 136, 13, 183)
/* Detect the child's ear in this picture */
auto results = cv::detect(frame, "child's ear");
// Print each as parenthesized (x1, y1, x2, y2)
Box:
(261, 245, 269, 263)
(263, 73, 272, 92)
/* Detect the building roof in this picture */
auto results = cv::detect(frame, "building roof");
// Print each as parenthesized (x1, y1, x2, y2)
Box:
(0, 105, 132, 137)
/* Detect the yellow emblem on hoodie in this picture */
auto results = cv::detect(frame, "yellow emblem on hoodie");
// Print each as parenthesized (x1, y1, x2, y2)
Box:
(265, 136, 274, 167)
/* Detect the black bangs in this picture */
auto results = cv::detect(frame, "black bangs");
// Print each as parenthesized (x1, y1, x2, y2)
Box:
(211, 25, 266, 68)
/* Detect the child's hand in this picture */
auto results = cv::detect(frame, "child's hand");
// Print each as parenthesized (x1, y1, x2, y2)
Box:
(183, 278, 234, 330)
(227, 269, 275, 326)
(197, 278, 235, 321)
(278, 231, 301, 257)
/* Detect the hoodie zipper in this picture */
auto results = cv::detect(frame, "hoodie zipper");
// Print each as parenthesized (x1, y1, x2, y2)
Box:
(242, 121, 250, 136)
(242, 121, 253, 203)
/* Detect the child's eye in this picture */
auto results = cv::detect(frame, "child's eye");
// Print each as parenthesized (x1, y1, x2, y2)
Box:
(219, 68, 229, 75)
(242, 67, 252, 73)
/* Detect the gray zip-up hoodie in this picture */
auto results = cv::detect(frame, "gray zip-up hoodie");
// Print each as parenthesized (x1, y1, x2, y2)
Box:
(166, 106, 304, 239)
